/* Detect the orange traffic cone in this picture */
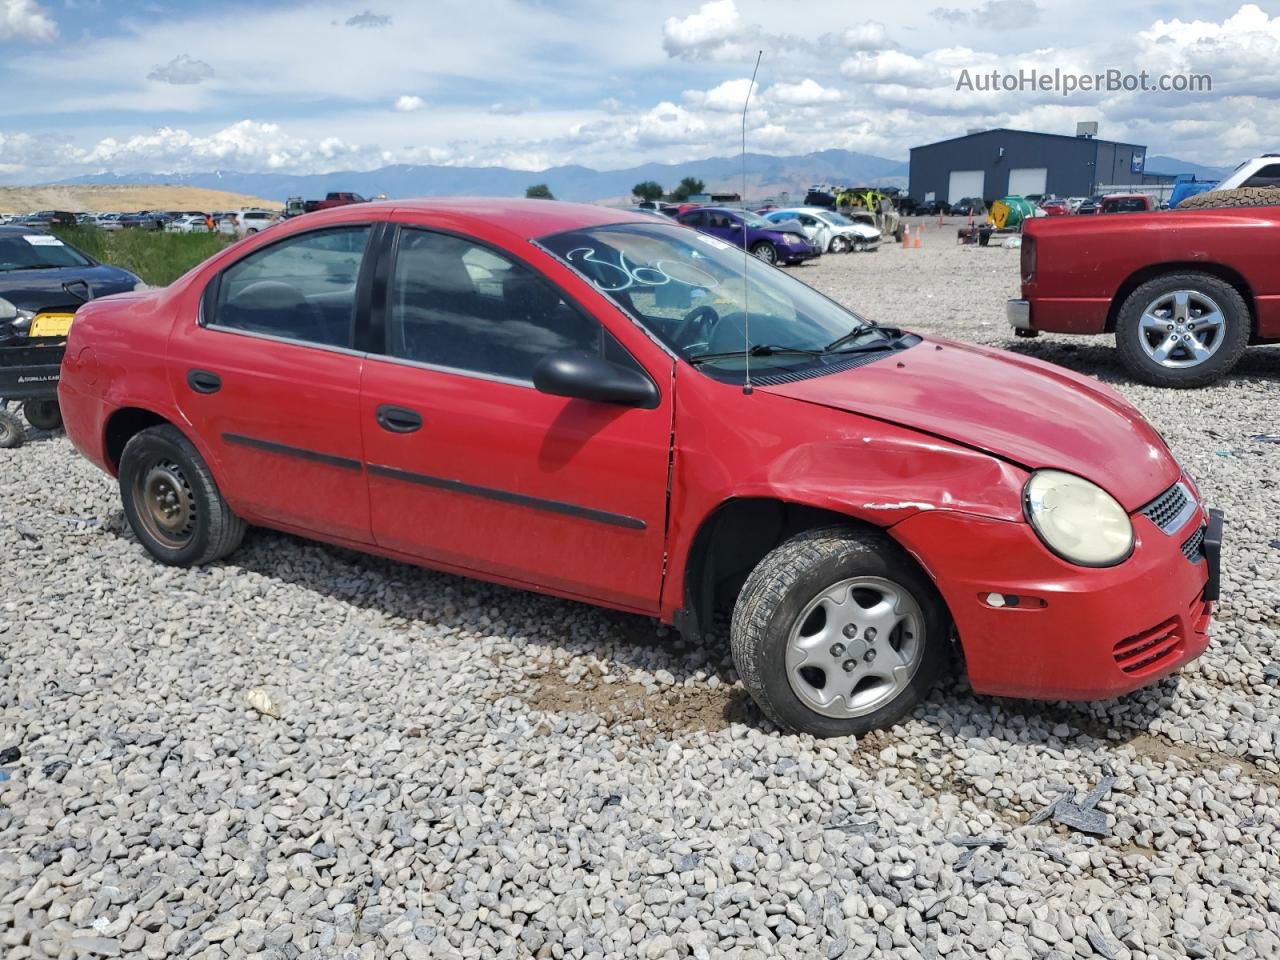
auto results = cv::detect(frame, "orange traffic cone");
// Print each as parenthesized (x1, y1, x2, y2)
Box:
(937, 211, 944, 227)
(913, 226, 922, 249)
(902, 227, 909, 249)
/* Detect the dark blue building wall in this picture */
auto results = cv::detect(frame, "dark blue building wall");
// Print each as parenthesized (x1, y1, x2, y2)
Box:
(908, 129, 1148, 202)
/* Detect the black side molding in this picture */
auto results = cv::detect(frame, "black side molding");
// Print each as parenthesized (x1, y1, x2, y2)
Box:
(222, 433, 362, 471)
(367, 463, 646, 530)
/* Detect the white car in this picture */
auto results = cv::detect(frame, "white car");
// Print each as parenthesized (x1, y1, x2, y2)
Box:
(1211, 155, 1280, 192)
(765, 207, 880, 253)
(234, 210, 279, 235)
(165, 215, 210, 234)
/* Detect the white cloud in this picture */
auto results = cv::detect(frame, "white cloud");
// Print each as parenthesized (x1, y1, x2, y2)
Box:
(393, 95, 425, 112)
(930, 0, 1042, 30)
(0, 0, 56, 41)
(843, 23, 891, 52)
(147, 55, 215, 85)
(662, 0, 743, 61)
(768, 79, 843, 106)
(682, 77, 757, 112)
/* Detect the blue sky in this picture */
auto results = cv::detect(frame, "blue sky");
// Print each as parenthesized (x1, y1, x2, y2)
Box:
(1, 0, 1277, 183)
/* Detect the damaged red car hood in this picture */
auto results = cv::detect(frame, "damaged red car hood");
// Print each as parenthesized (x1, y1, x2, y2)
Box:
(762, 337, 1178, 510)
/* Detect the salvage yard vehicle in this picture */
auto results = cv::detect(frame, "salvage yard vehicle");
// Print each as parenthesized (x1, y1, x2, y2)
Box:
(1009, 204, 1280, 386)
(0, 226, 143, 446)
(764, 208, 880, 253)
(677, 206, 820, 265)
(60, 199, 1223, 737)
(1100, 194, 1155, 214)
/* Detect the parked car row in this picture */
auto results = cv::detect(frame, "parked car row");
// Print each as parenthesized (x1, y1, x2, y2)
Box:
(0, 208, 281, 235)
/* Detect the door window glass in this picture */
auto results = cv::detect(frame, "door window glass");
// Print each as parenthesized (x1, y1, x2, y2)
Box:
(386, 229, 600, 381)
(1241, 164, 1280, 188)
(209, 227, 369, 347)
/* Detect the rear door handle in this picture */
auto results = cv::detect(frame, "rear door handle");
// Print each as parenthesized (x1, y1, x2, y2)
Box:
(187, 369, 222, 394)
(375, 404, 423, 433)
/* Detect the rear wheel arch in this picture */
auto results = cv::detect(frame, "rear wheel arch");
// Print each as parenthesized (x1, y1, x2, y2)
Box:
(104, 409, 225, 487)
(1106, 262, 1256, 339)
(676, 497, 950, 641)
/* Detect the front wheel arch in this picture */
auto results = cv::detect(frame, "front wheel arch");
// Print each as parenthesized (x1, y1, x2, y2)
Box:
(675, 497, 953, 644)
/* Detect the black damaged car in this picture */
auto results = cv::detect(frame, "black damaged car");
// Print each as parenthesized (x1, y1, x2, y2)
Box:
(0, 226, 142, 447)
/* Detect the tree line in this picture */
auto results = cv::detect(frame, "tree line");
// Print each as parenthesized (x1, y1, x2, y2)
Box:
(524, 177, 706, 203)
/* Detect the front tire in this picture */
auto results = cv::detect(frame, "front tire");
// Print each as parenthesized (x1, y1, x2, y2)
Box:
(119, 424, 245, 566)
(731, 526, 950, 737)
(1114, 272, 1249, 387)
(829, 236, 850, 254)
(750, 241, 778, 265)
(23, 399, 62, 431)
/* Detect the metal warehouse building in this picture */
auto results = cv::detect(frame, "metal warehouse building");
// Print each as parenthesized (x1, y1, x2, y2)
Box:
(908, 127, 1152, 204)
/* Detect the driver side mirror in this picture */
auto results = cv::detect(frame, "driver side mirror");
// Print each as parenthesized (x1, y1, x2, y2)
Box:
(533, 350, 659, 409)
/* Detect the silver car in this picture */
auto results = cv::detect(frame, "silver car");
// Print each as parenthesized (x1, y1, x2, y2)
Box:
(765, 207, 881, 253)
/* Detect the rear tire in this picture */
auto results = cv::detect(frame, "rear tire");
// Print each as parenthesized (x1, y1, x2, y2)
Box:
(750, 241, 778, 265)
(731, 525, 950, 738)
(119, 424, 245, 566)
(23, 399, 62, 431)
(0, 408, 24, 449)
(1114, 272, 1249, 387)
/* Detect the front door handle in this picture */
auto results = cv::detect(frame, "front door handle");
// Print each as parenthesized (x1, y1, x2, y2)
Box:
(187, 369, 222, 394)
(375, 404, 423, 433)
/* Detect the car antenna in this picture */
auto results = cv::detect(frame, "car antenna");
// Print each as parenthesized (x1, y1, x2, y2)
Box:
(740, 49, 763, 396)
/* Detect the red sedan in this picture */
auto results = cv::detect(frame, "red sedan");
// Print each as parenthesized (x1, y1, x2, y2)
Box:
(59, 199, 1222, 737)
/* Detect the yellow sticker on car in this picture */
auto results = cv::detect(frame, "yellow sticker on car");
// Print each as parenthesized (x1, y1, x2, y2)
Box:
(29, 313, 75, 338)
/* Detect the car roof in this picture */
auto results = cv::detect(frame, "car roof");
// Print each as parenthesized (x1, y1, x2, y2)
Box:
(360, 197, 655, 239)
(0, 225, 49, 235)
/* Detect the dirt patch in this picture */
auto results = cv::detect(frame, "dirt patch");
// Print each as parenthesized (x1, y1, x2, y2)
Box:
(521, 669, 755, 735)
(1124, 732, 1280, 789)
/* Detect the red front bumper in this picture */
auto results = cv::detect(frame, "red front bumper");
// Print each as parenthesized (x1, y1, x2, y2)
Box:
(892, 506, 1214, 701)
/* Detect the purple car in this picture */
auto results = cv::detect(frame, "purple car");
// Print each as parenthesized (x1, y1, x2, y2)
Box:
(676, 207, 820, 265)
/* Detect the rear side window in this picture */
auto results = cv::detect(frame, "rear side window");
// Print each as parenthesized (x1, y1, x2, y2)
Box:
(385, 228, 599, 382)
(207, 227, 369, 348)
(1241, 163, 1280, 188)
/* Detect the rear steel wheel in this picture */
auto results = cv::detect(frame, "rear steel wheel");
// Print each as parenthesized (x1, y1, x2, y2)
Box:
(133, 458, 198, 550)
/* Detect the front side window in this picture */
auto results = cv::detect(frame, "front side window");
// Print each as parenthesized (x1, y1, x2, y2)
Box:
(385, 228, 599, 382)
(207, 226, 369, 347)
(539, 222, 905, 376)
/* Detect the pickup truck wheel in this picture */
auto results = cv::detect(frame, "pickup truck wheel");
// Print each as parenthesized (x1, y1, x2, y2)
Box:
(1115, 273, 1249, 387)
(731, 526, 949, 737)
(0, 408, 25, 449)
(750, 241, 778, 265)
(23, 399, 62, 431)
(119, 424, 245, 566)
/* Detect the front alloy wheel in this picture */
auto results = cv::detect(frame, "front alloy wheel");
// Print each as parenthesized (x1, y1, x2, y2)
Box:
(829, 236, 850, 253)
(750, 241, 778, 265)
(731, 526, 950, 737)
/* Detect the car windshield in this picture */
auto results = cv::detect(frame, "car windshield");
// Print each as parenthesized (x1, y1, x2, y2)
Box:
(818, 211, 853, 226)
(0, 234, 92, 271)
(539, 222, 889, 372)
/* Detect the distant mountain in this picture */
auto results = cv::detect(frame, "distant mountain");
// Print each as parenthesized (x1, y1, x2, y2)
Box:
(1144, 155, 1233, 181)
(53, 149, 908, 204)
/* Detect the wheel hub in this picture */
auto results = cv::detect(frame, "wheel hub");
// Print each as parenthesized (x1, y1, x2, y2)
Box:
(136, 459, 196, 547)
(1138, 289, 1225, 368)
(784, 576, 924, 719)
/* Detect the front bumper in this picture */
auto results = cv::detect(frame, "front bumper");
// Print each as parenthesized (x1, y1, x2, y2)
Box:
(1007, 298, 1032, 330)
(892, 500, 1219, 701)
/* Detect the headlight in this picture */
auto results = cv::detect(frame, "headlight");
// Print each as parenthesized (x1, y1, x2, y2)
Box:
(0, 297, 34, 333)
(1023, 469, 1133, 567)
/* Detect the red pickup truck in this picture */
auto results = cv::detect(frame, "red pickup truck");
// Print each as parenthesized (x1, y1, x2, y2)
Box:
(303, 192, 368, 214)
(1008, 206, 1280, 386)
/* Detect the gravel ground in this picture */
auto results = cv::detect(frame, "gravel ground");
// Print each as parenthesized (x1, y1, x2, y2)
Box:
(2, 224, 1278, 960)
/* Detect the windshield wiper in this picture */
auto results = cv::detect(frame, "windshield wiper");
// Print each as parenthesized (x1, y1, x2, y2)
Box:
(824, 322, 904, 353)
(688, 343, 823, 366)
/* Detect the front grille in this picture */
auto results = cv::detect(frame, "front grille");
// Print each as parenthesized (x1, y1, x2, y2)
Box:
(1181, 525, 1205, 563)
(1139, 482, 1194, 534)
(1113, 617, 1183, 676)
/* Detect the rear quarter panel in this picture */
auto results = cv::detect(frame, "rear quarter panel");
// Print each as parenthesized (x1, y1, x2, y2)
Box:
(1023, 208, 1280, 337)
